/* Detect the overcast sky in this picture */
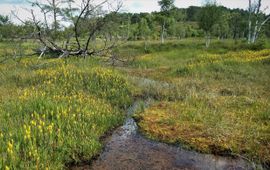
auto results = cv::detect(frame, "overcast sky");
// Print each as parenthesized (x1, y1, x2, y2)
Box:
(0, 0, 269, 23)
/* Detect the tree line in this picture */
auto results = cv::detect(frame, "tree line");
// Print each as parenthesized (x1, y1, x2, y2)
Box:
(0, 0, 269, 54)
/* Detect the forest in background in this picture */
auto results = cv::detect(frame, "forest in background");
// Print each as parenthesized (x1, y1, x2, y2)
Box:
(1, 4, 270, 42)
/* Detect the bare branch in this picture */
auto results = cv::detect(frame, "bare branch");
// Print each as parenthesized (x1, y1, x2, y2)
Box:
(74, 0, 91, 50)
(257, 15, 270, 34)
(33, 1, 50, 32)
(30, 9, 49, 49)
(11, 10, 27, 25)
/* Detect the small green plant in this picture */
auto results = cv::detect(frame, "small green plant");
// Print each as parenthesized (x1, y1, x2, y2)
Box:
(175, 67, 190, 76)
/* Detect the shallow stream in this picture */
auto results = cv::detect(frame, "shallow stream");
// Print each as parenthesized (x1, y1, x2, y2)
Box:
(72, 100, 253, 170)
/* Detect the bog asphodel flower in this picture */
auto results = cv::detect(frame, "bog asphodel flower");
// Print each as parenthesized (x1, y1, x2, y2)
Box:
(7, 140, 14, 155)
(47, 123, 54, 134)
(31, 120, 36, 126)
(38, 125, 43, 133)
(24, 125, 31, 140)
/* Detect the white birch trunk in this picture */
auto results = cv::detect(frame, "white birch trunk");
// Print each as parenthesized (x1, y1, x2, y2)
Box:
(205, 33, 211, 48)
(252, 20, 259, 43)
(248, 20, 252, 43)
(161, 21, 165, 44)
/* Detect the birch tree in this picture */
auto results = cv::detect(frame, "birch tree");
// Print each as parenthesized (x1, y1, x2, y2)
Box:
(248, 0, 270, 43)
(158, 0, 175, 43)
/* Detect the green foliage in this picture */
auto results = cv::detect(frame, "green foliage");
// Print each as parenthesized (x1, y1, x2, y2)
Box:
(0, 15, 9, 26)
(175, 67, 191, 76)
(198, 2, 222, 34)
(158, 0, 175, 12)
(138, 18, 151, 39)
(212, 11, 230, 38)
(229, 12, 247, 39)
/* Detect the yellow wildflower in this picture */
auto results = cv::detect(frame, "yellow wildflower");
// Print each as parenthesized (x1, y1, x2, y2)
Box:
(7, 140, 14, 155)
(38, 125, 43, 133)
(31, 120, 36, 126)
(47, 123, 54, 134)
(24, 125, 31, 140)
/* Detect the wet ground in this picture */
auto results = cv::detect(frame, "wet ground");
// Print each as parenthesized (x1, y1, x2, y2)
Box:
(71, 101, 254, 170)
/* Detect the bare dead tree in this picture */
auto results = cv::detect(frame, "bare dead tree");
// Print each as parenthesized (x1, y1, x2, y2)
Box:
(21, 0, 124, 58)
(248, 0, 270, 43)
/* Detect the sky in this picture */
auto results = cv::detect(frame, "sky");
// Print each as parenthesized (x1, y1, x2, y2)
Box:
(0, 0, 270, 23)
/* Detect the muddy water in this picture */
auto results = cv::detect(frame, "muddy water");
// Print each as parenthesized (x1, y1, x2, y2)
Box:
(72, 101, 254, 170)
